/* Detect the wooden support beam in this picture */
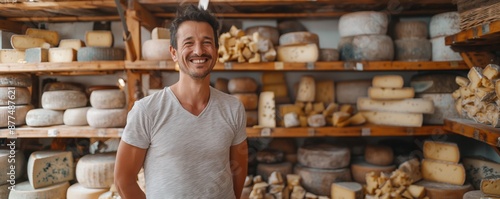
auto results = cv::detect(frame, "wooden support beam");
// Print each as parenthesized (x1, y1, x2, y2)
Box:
(0, 1, 116, 10)
(126, 70, 142, 110)
(128, 0, 160, 31)
(8, 16, 121, 23)
(0, 19, 26, 34)
(125, 9, 141, 61)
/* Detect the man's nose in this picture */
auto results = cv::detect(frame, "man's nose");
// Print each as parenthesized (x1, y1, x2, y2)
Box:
(193, 42, 204, 55)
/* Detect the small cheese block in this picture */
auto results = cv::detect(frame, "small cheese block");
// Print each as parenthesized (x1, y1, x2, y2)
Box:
(262, 83, 288, 98)
(90, 89, 126, 109)
(26, 108, 63, 127)
(67, 183, 109, 199)
(279, 31, 319, 46)
(25, 47, 48, 63)
(8, 181, 69, 199)
(277, 43, 319, 62)
(298, 144, 350, 169)
(151, 27, 170, 40)
(0, 49, 25, 63)
(296, 76, 316, 102)
(59, 39, 85, 50)
(0, 149, 26, 183)
(295, 164, 352, 196)
(63, 107, 91, 126)
(278, 20, 308, 35)
(228, 77, 258, 93)
(86, 30, 113, 47)
(142, 39, 171, 60)
(481, 177, 500, 196)
(258, 91, 276, 128)
(268, 171, 284, 185)
(350, 157, 396, 184)
(368, 87, 415, 100)
(11, 35, 48, 50)
(423, 140, 460, 163)
(364, 144, 394, 166)
(76, 152, 116, 188)
(463, 156, 500, 189)
(338, 35, 394, 61)
(431, 36, 462, 61)
(319, 48, 339, 61)
(257, 162, 293, 182)
(307, 114, 326, 127)
(394, 39, 432, 61)
(0, 86, 30, 105)
(338, 11, 388, 37)
(214, 78, 229, 93)
(357, 97, 434, 114)
(245, 26, 280, 46)
(361, 111, 423, 127)
(407, 185, 426, 199)
(0, 105, 32, 127)
(315, 80, 335, 105)
(0, 184, 10, 199)
(284, 112, 300, 127)
(77, 47, 125, 61)
(27, 151, 74, 189)
(262, 72, 286, 85)
(246, 110, 258, 127)
(25, 28, 59, 46)
(256, 149, 284, 164)
(372, 75, 404, 88)
(394, 21, 428, 39)
(483, 64, 500, 80)
(87, 108, 127, 128)
(463, 190, 488, 199)
(411, 73, 459, 93)
(415, 180, 472, 199)
(398, 158, 422, 183)
(336, 80, 371, 104)
(429, 12, 460, 38)
(421, 159, 466, 185)
(331, 182, 363, 199)
(48, 47, 76, 63)
(41, 90, 88, 110)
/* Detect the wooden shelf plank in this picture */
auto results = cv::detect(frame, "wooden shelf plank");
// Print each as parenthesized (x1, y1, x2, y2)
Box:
(0, 61, 125, 73)
(0, 125, 122, 138)
(443, 118, 500, 147)
(445, 20, 500, 47)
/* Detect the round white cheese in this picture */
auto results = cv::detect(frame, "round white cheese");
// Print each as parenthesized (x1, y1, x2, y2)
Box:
(394, 21, 428, 39)
(232, 93, 258, 110)
(295, 164, 351, 196)
(339, 35, 394, 61)
(76, 152, 116, 189)
(0, 105, 32, 127)
(87, 108, 127, 128)
(67, 183, 109, 199)
(350, 157, 396, 184)
(339, 11, 388, 37)
(0, 73, 32, 87)
(298, 144, 350, 169)
(431, 36, 462, 61)
(394, 39, 431, 61)
(63, 107, 91, 126)
(0, 87, 30, 105)
(245, 26, 280, 46)
(319, 48, 339, 61)
(9, 181, 69, 199)
(26, 108, 63, 127)
(277, 43, 319, 63)
(279, 31, 319, 46)
(90, 89, 126, 109)
(41, 90, 88, 110)
(142, 39, 172, 61)
(429, 12, 460, 38)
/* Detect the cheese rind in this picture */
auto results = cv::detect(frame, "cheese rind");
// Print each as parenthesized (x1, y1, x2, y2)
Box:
(429, 12, 460, 38)
(394, 21, 428, 39)
(0, 49, 25, 63)
(245, 26, 280, 46)
(298, 144, 350, 169)
(63, 107, 91, 126)
(350, 157, 396, 184)
(90, 89, 126, 109)
(85, 30, 113, 47)
(361, 111, 423, 127)
(339, 34, 394, 61)
(394, 39, 432, 61)
(8, 181, 69, 199)
(67, 183, 109, 199)
(279, 31, 319, 46)
(295, 164, 352, 196)
(368, 87, 415, 100)
(76, 153, 116, 189)
(48, 47, 76, 63)
(339, 11, 388, 37)
(0, 86, 31, 105)
(58, 39, 85, 50)
(277, 43, 319, 62)
(372, 75, 404, 88)
(415, 180, 472, 199)
(228, 77, 258, 93)
(142, 39, 172, 61)
(26, 108, 63, 127)
(27, 151, 74, 189)
(423, 141, 460, 163)
(77, 47, 125, 61)
(364, 144, 394, 166)
(11, 35, 47, 50)
(431, 36, 462, 61)
(480, 177, 500, 196)
(357, 97, 434, 114)
(331, 182, 363, 199)
(256, 162, 293, 182)
(87, 108, 127, 128)
(421, 159, 466, 185)
(399, 158, 423, 183)
(26, 28, 60, 46)
(41, 90, 88, 110)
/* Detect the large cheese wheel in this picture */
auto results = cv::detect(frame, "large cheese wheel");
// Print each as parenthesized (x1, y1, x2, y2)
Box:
(417, 93, 459, 124)
(87, 108, 127, 128)
(394, 21, 428, 39)
(25, 47, 48, 63)
(41, 90, 88, 110)
(295, 164, 351, 196)
(85, 30, 113, 47)
(0, 73, 32, 87)
(245, 26, 280, 46)
(277, 43, 319, 62)
(0, 184, 9, 199)
(142, 39, 172, 61)
(76, 153, 116, 189)
(228, 77, 258, 94)
(350, 158, 396, 183)
(67, 183, 109, 199)
(246, 110, 258, 127)
(10, 35, 47, 50)
(319, 48, 339, 61)
(372, 75, 404, 88)
(357, 97, 435, 114)
(43, 82, 85, 92)
(90, 89, 126, 109)
(423, 140, 460, 163)
(77, 47, 125, 61)
(429, 12, 460, 38)
(368, 87, 415, 100)
(431, 36, 462, 61)
(27, 151, 74, 189)
(232, 93, 258, 110)
(48, 47, 76, 63)
(0, 150, 26, 183)
(296, 76, 315, 102)
(339, 35, 394, 61)
(422, 159, 466, 185)
(298, 144, 350, 169)
(0, 87, 30, 105)
(415, 180, 472, 199)
(279, 32, 319, 46)
(411, 73, 459, 94)
(63, 107, 91, 126)
(335, 80, 371, 104)
(257, 162, 293, 182)
(0, 49, 25, 63)
(394, 39, 431, 61)
(9, 181, 69, 199)
(278, 20, 308, 35)
(339, 11, 388, 37)
(0, 105, 31, 127)
(26, 28, 60, 47)
(364, 145, 394, 166)
(463, 156, 500, 189)
(26, 108, 63, 127)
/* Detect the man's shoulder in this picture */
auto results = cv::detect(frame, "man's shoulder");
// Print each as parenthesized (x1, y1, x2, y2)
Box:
(133, 87, 168, 110)
(211, 87, 242, 106)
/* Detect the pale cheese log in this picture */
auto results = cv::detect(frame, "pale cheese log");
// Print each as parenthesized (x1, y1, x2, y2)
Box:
(338, 35, 394, 61)
(350, 157, 396, 184)
(394, 39, 432, 61)
(357, 97, 434, 114)
(25, 47, 48, 63)
(8, 181, 69, 199)
(86, 30, 113, 47)
(90, 89, 126, 109)
(0, 184, 9, 199)
(463, 156, 500, 189)
(63, 107, 91, 126)
(256, 162, 293, 182)
(11, 35, 48, 50)
(361, 111, 423, 127)
(262, 72, 286, 85)
(319, 48, 339, 61)
(364, 144, 394, 166)
(415, 180, 472, 199)
(338, 11, 388, 37)
(76, 153, 116, 188)
(295, 164, 351, 196)
(296, 76, 315, 102)
(372, 75, 404, 88)
(232, 93, 258, 110)
(394, 21, 428, 39)
(245, 26, 280, 46)
(315, 80, 335, 104)
(262, 83, 288, 98)
(41, 90, 87, 110)
(246, 110, 258, 127)
(67, 183, 109, 199)
(279, 31, 319, 46)
(48, 47, 76, 63)
(331, 182, 363, 199)
(26, 108, 63, 127)
(28, 151, 74, 189)
(0, 86, 31, 105)
(423, 140, 460, 163)
(151, 27, 170, 39)
(25, 28, 60, 46)
(481, 177, 500, 196)
(0, 49, 25, 63)
(258, 91, 276, 128)
(411, 73, 459, 93)
(59, 39, 85, 50)
(368, 87, 415, 100)
(0, 149, 26, 183)
(398, 158, 423, 183)
(0, 105, 32, 127)
(77, 47, 125, 61)
(142, 39, 172, 61)
(431, 36, 462, 61)
(228, 77, 258, 93)
(336, 80, 371, 104)
(421, 159, 466, 185)
(277, 43, 319, 62)
(298, 144, 350, 169)
(429, 12, 460, 38)
(87, 108, 127, 128)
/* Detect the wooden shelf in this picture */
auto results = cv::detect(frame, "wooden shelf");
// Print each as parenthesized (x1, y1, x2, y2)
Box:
(443, 118, 500, 147)
(0, 125, 123, 138)
(445, 20, 500, 49)
(0, 61, 125, 74)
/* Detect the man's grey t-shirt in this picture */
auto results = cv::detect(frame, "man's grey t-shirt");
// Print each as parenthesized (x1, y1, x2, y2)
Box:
(121, 86, 247, 199)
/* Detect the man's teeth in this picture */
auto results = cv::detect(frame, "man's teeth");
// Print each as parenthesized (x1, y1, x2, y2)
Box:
(192, 59, 206, 64)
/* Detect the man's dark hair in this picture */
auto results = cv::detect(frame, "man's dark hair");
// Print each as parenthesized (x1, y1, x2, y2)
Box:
(170, 4, 220, 49)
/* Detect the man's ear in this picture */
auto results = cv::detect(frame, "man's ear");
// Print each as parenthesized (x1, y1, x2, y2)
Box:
(170, 45, 177, 62)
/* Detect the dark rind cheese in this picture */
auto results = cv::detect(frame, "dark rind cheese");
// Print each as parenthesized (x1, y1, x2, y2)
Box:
(0, 73, 32, 87)
(77, 47, 125, 61)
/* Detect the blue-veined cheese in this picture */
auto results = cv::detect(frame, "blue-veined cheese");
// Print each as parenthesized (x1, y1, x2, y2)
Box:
(27, 151, 74, 189)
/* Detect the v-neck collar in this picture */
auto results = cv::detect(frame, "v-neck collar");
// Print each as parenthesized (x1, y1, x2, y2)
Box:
(167, 86, 212, 118)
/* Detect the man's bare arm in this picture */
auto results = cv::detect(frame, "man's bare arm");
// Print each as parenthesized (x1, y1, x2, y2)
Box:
(230, 140, 248, 199)
(114, 140, 147, 199)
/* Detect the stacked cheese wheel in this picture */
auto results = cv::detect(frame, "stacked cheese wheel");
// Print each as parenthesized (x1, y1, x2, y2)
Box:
(0, 73, 33, 128)
(351, 145, 396, 184)
(462, 156, 500, 189)
(228, 77, 259, 127)
(142, 27, 172, 61)
(88, 89, 127, 128)
(0, 150, 26, 197)
(429, 12, 462, 61)
(78, 30, 125, 61)
(277, 31, 319, 62)
(338, 11, 394, 61)
(393, 21, 431, 61)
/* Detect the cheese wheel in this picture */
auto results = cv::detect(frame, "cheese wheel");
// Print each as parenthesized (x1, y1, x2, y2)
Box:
(0, 49, 25, 63)
(372, 75, 404, 88)
(59, 39, 85, 50)
(90, 89, 126, 109)
(9, 181, 69, 199)
(258, 91, 276, 128)
(25, 47, 48, 63)
(279, 32, 319, 46)
(331, 182, 363, 199)
(394, 39, 432, 61)
(415, 180, 472, 199)
(277, 43, 319, 62)
(77, 47, 125, 61)
(26, 108, 63, 127)
(228, 77, 258, 94)
(232, 93, 258, 110)
(0, 105, 32, 127)
(339, 35, 394, 61)
(361, 111, 423, 127)
(394, 21, 428, 39)
(26, 28, 60, 47)
(142, 39, 172, 61)
(43, 82, 85, 92)
(0, 184, 9, 199)
(76, 153, 116, 189)
(339, 11, 388, 37)
(85, 30, 113, 47)
(298, 144, 350, 169)
(296, 76, 316, 102)
(257, 162, 293, 182)
(411, 73, 459, 94)
(48, 47, 76, 63)
(429, 12, 460, 38)
(246, 110, 258, 127)
(0, 150, 26, 184)
(151, 27, 170, 40)
(278, 20, 308, 35)
(41, 90, 88, 110)
(0, 73, 31, 87)
(463, 156, 500, 189)
(423, 141, 460, 163)
(431, 36, 462, 61)
(368, 87, 415, 100)
(11, 35, 48, 50)
(245, 26, 280, 46)
(336, 80, 371, 104)
(67, 183, 109, 199)
(27, 151, 74, 189)
(295, 164, 351, 196)
(0, 87, 30, 105)
(319, 48, 339, 61)
(350, 158, 396, 183)
(87, 108, 127, 128)
(315, 80, 335, 104)
(63, 107, 91, 126)
(422, 159, 466, 185)
(214, 78, 229, 93)
(268, 138, 297, 154)
(364, 145, 394, 166)
(256, 149, 284, 164)
(357, 97, 435, 114)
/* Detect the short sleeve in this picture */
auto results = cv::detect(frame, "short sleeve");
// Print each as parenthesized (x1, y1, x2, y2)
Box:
(121, 101, 151, 149)
(232, 102, 247, 145)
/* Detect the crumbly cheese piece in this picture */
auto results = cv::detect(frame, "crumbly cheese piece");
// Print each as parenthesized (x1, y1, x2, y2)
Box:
(151, 27, 170, 40)
(11, 35, 48, 50)
(85, 30, 113, 47)
(268, 171, 284, 185)
(27, 151, 74, 189)
(398, 158, 422, 183)
(142, 39, 172, 61)
(421, 159, 466, 185)
(87, 108, 127, 128)
(368, 87, 415, 100)
(0, 49, 25, 63)
(76, 153, 116, 189)
(9, 181, 69, 199)
(483, 64, 500, 80)
(307, 114, 326, 127)
(361, 111, 423, 127)
(338, 11, 388, 37)
(48, 47, 76, 63)
(58, 39, 85, 50)
(277, 43, 319, 62)
(67, 183, 109, 199)
(90, 89, 126, 109)
(41, 90, 87, 110)
(331, 182, 363, 199)
(357, 97, 434, 114)
(423, 140, 460, 163)
(256, 162, 292, 183)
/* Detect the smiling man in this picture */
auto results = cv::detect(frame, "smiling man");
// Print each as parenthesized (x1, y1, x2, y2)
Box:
(114, 4, 248, 199)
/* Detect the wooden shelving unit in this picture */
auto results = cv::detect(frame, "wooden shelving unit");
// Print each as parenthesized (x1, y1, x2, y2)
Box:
(0, 61, 125, 74)
(0, 125, 123, 138)
(445, 20, 500, 47)
(443, 118, 500, 147)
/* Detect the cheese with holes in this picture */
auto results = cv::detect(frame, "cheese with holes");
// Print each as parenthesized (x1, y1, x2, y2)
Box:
(295, 164, 351, 196)
(298, 144, 350, 169)
(338, 35, 394, 61)
(246, 110, 258, 127)
(48, 47, 76, 62)
(42, 90, 87, 110)
(142, 39, 171, 61)
(90, 89, 126, 109)
(26, 28, 60, 46)
(357, 97, 434, 114)
(415, 180, 472, 199)
(339, 11, 388, 37)
(315, 80, 335, 104)
(361, 111, 423, 127)
(262, 83, 288, 98)
(395, 39, 432, 61)
(0, 87, 30, 105)
(277, 43, 319, 62)
(364, 145, 394, 166)
(9, 181, 69, 199)
(228, 77, 258, 94)
(331, 182, 363, 199)
(431, 36, 462, 61)
(26, 108, 63, 127)
(0, 184, 9, 198)
(350, 157, 396, 184)
(86, 31, 113, 47)
(232, 93, 258, 110)
(279, 31, 319, 46)
(258, 91, 276, 127)
(319, 48, 339, 61)
(77, 47, 125, 61)
(59, 39, 85, 50)
(0, 73, 32, 87)
(87, 108, 127, 128)
(0, 105, 31, 127)
(368, 87, 415, 100)
(11, 35, 48, 50)
(245, 26, 280, 45)
(0, 150, 26, 184)
(398, 158, 422, 183)
(67, 183, 109, 199)
(480, 177, 500, 196)
(372, 75, 404, 88)
(0, 49, 25, 63)
(422, 159, 466, 185)
(76, 153, 116, 188)
(257, 162, 293, 182)
(152, 27, 170, 39)
(336, 80, 371, 104)
(394, 21, 428, 39)
(25, 47, 48, 63)
(423, 141, 460, 163)
(463, 157, 500, 189)
(429, 12, 460, 38)
(63, 107, 91, 126)
(296, 76, 316, 102)
(28, 151, 74, 189)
